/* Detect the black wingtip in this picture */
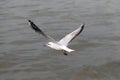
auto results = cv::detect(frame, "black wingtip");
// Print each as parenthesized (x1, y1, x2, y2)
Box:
(81, 24, 85, 28)
(28, 20, 40, 31)
(28, 20, 30, 22)
(28, 20, 32, 23)
(79, 24, 85, 33)
(28, 20, 49, 38)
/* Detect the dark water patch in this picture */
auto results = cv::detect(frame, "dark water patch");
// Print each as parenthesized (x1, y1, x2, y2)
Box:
(75, 61, 120, 80)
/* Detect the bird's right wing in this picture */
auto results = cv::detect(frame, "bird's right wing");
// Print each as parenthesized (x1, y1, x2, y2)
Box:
(28, 20, 56, 42)
(58, 24, 84, 46)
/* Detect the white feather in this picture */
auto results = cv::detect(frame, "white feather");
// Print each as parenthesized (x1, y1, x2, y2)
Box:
(58, 24, 84, 46)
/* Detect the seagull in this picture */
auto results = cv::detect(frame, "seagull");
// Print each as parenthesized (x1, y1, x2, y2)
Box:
(28, 20, 84, 55)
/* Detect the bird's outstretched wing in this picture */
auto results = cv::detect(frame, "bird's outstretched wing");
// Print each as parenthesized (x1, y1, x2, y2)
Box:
(58, 24, 84, 46)
(28, 20, 56, 42)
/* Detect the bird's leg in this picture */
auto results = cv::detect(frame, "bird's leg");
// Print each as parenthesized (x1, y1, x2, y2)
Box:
(62, 50, 68, 56)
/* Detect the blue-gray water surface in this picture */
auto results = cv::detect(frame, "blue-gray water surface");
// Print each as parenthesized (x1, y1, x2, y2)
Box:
(0, 0, 120, 80)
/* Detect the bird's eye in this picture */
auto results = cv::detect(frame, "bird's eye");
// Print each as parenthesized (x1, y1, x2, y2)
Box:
(47, 43, 50, 45)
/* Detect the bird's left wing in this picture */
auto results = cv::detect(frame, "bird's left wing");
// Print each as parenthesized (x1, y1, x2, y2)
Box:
(58, 24, 84, 46)
(28, 20, 56, 42)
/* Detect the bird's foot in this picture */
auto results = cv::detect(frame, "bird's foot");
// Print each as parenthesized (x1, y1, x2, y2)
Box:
(62, 50, 68, 56)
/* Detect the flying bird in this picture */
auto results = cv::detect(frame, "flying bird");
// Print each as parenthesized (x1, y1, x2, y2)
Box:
(28, 20, 84, 55)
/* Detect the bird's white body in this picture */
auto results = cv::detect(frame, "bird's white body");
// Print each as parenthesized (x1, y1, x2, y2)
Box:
(46, 42, 74, 52)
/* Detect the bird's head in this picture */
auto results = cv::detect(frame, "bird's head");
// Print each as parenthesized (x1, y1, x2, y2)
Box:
(46, 42, 53, 47)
